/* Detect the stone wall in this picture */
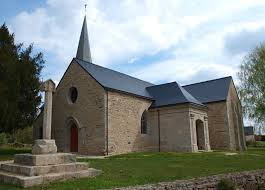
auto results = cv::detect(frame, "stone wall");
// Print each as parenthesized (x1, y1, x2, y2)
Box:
(111, 169, 265, 190)
(158, 105, 191, 152)
(226, 81, 246, 150)
(245, 135, 255, 142)
(107, 91, 154, 155)
(147, 105, 208, 153)
(206, 101, 230, 150)
(51, 60, 106, 155)
(206, 81, 246, 151)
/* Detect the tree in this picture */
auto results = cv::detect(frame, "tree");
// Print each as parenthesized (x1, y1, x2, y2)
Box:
(238, 43, 265, 131)
(0, 24, 44, 133)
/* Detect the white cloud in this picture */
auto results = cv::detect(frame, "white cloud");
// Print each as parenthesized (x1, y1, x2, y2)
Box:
(10, 0, 213, 66)
(9, 0, 265, 85)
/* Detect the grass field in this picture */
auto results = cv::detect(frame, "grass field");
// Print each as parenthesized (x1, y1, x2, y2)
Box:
(0, 147, 265, 190)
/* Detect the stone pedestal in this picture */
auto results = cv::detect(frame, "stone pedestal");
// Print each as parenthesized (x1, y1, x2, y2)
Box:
(32, 139, 57, 154)
(0, 153, 101, 187)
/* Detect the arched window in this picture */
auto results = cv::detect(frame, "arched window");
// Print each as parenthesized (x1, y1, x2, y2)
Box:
(141, 110, 147, 134)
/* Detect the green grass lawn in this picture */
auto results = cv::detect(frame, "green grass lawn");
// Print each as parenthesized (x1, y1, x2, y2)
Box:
(1, 148, 265, 190)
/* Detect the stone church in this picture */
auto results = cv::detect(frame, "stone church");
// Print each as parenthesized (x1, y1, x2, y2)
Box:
(34, 16, 246, 155)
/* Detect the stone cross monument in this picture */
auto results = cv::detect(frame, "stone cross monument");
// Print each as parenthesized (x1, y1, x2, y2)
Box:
(32, 79, 57, 154)
(42, 79, 56, 139)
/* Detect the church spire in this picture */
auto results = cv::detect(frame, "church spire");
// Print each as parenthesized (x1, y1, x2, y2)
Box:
(76, 16, 92, 63)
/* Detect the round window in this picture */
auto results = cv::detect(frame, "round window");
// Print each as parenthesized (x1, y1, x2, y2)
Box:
(68, 87, 78, 103)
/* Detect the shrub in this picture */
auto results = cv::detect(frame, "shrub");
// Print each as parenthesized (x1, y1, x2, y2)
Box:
(246, 140, 257, 147)
(12, 127, 33, 144)
(0, 133, 8, 145)
(256, 141, 265, 148)
(217, 179, 236, 190)
(257, 184, 265, 190)
(246, 141, 265, 148)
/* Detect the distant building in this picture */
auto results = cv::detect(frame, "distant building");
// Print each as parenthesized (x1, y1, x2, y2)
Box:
(34, 16, 246, 155)
(244, 126, 255, 142)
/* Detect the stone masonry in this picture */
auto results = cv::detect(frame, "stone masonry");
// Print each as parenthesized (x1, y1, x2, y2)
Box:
(207, 81, 246, 151)
(226, 81, 246, 151)
(107, 92, 211, 154)
(110, 169, 265, 190)
(51, 61, 106, 155)
(107, 91, 153, 154)
(33, 62, 244, 155)
(0, 153, 101, 187)
(32, 80, 57, 155)
(148, 104, 210, 153)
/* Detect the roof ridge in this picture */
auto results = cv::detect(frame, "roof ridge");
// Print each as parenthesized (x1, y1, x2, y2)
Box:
(177, 83, 204, 106)
(74, 58, 154, 85)
(146, 81, 176, 88)
(182, 76, 232, 87)
(175, 83, 190, 102)
(146, 81, 204, 107)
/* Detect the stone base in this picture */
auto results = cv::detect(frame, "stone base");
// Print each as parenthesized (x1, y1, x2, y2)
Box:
(192, 144, 198, 152)
(32, 139, 57, 154)
(1, 162, 88, 176)
(0, 168, 101, 188)
(0, 152, 102, 187)
(205, 143, 211, 152)
(14, 153, 76, 166)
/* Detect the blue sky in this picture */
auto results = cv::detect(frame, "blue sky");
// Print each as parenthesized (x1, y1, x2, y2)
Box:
(1, 0, 265, 87)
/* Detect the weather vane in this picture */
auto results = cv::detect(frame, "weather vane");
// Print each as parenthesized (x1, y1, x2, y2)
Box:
(85, 4, 87, 13)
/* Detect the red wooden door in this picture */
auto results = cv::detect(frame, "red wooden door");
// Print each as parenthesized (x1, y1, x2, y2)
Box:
(70, 125, 78, 152)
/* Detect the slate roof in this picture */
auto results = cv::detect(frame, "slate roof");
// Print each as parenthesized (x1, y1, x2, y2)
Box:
(74, 58, 233, 107)
(244, 126, 254, 136)
(182, 77, 232, 103)
(146, 82, 204, 108)
(75, 58, 154, 99)
(76, 16, 92, 63)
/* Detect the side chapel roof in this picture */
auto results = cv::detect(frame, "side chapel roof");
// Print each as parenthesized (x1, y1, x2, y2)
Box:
(183, 77, 232, 104)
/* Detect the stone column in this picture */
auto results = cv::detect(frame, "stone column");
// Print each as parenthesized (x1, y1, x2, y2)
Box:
(190, 114, 198, 152)
(42, 80, 56, 139)
(204, 116, 211, 151)
(32, 79, 57, 154)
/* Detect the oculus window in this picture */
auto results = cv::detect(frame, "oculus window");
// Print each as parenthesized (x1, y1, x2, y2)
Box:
(68, 87, 78, 103)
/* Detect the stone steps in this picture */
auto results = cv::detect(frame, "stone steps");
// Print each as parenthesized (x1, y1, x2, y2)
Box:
(14, 153, 76, 166)
(0, 168, 101, 188)
(0, 152, 102, 187)
(1, 162, 89, 176)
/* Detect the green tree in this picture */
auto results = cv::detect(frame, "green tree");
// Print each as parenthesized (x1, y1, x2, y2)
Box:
(0, 24, 44, 133)
(238, 43, 265, 130)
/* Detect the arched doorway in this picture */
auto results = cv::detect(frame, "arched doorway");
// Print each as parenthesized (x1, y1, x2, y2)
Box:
(70, 123, 78, 152)
(196, 119, 205, 150)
